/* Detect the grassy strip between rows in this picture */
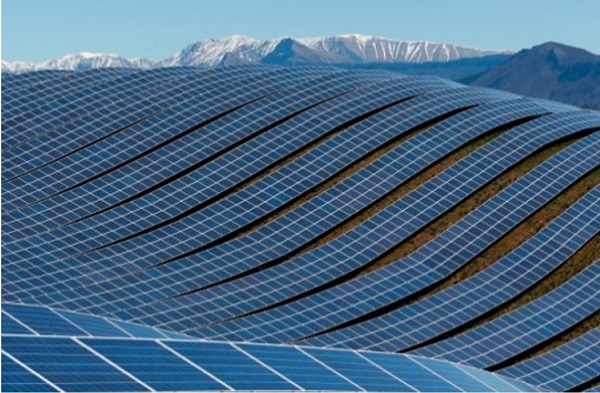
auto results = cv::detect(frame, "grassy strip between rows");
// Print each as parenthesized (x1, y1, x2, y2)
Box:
(360, 136, 578, 276)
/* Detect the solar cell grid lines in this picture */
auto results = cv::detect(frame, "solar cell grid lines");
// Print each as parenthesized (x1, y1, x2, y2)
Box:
(2, 66, 323, 198)
(32, 95, 543, 315)
(1, 336, 539, 392)
(411, 260, 600, 369)
(499, 326, 600, 391)
(2, 84, 488, 274)
(2, 66, 398, 217)
(4, 77, 466, 297)
(1, 302, 195, 340)
(195, 180, 600, 346)
(166, 132, 598, 339)
(104, 115, 600, 329)
(2, 67, 273, 182)
(0, 302, 539, 392)
(7, 99, 584, 310)
(2, 69, 396, 240)
(2, 67, 198, 150)
(2, 65, 599, 392)
(2, 69, 73, 92)
(2, 68, 139, 120)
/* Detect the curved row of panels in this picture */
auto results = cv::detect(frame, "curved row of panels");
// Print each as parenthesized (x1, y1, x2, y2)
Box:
(1, 303, 538, 393)
(3, 65, 599, 392)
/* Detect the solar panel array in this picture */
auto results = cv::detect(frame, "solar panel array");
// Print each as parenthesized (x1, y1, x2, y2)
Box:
(1, 303, 538, 393)
(3, 65, 599, 392)
(1, 302, 193, 340)
(499, 326, 600, 392)
(411, 260, 600, 369)
(197, 183, 600, 346)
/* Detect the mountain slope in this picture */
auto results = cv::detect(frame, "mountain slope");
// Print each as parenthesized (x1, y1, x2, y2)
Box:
(299, 34, 508, 63)
(470, 42, 600, 108)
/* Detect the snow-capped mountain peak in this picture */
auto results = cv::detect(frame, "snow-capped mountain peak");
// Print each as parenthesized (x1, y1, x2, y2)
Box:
(2, 34, 513, 72)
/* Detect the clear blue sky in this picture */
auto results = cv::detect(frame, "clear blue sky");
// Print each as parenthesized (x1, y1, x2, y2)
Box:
(3, 0, 599, 62)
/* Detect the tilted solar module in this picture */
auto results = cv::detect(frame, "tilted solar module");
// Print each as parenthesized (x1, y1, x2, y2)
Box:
(411, 260, 600, 369)
(178, 133, 599, 340)
(2, 69, 73, 92)
(1, 353, 59, 392)
(1, 302, 539, 392)
(2, 68, 280, 183)
(29, 90, 533, 315)
(4, 76, 460, 301)
(2, 336, 539, 392)
(498, 326, 600, 392)
(46, 97, 556, 314)
(2, 68, 142, 126)
(10, 106, 596, 318)
(1, 302, 194, 339)
(1, 69, 404, 251)
(2, 336, 150, 392)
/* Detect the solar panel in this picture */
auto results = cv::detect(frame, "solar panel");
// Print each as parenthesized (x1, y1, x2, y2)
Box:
(3, 96, 572, 310)
(1, 353, 59, 392)
(235, 343, 362, 391)
(2, 66, 295, 189)
(2, 303, 87, 337)
(2, 311, 36, 335)
(2, 336, 148, 392)
(361, 351, 463, 392)
(5, 75, 458, 300)
(2, 67, 179, 148)
(7, 84, 487, 295)
(2, 65, 597, 392)
(163, 341, 298, 390)
(498, 326, 600, 391)
(2, 302, 194, 340)
(186, 131, 598, 342)
(301, 346, 418, 391)
(0, 299, 539, 392)
(412, 260, 600, 369)
(82, 338, 228, 391)
(294, 182, 600, 350)
(55, 309, 131, 338)
(3, 68, 144, 126)
(68, 98, 550, 313)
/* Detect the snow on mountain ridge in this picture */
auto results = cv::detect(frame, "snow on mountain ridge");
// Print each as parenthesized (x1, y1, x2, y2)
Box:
(160, 35, 284, 66)
(298, 35, 510, 63)
(2, 35, 513, 72)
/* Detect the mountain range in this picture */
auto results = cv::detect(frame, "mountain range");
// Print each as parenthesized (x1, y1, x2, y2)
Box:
(1, 34, 511, 72)
(3, 35, 599, 108)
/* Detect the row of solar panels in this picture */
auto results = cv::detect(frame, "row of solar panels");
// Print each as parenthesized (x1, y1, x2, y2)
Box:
(2, 303, 538, 393)
(5, 301, 599, 392)
(8, 99, 600, 310)
(7, 128, 597, 342)
(2, 302, 191, 340)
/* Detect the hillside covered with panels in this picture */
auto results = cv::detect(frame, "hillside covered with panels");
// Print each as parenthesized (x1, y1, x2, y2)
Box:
(2, 65, 599, 392)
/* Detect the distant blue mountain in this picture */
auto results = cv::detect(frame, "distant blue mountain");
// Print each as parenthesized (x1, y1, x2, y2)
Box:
(469, 42, 600, 109)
